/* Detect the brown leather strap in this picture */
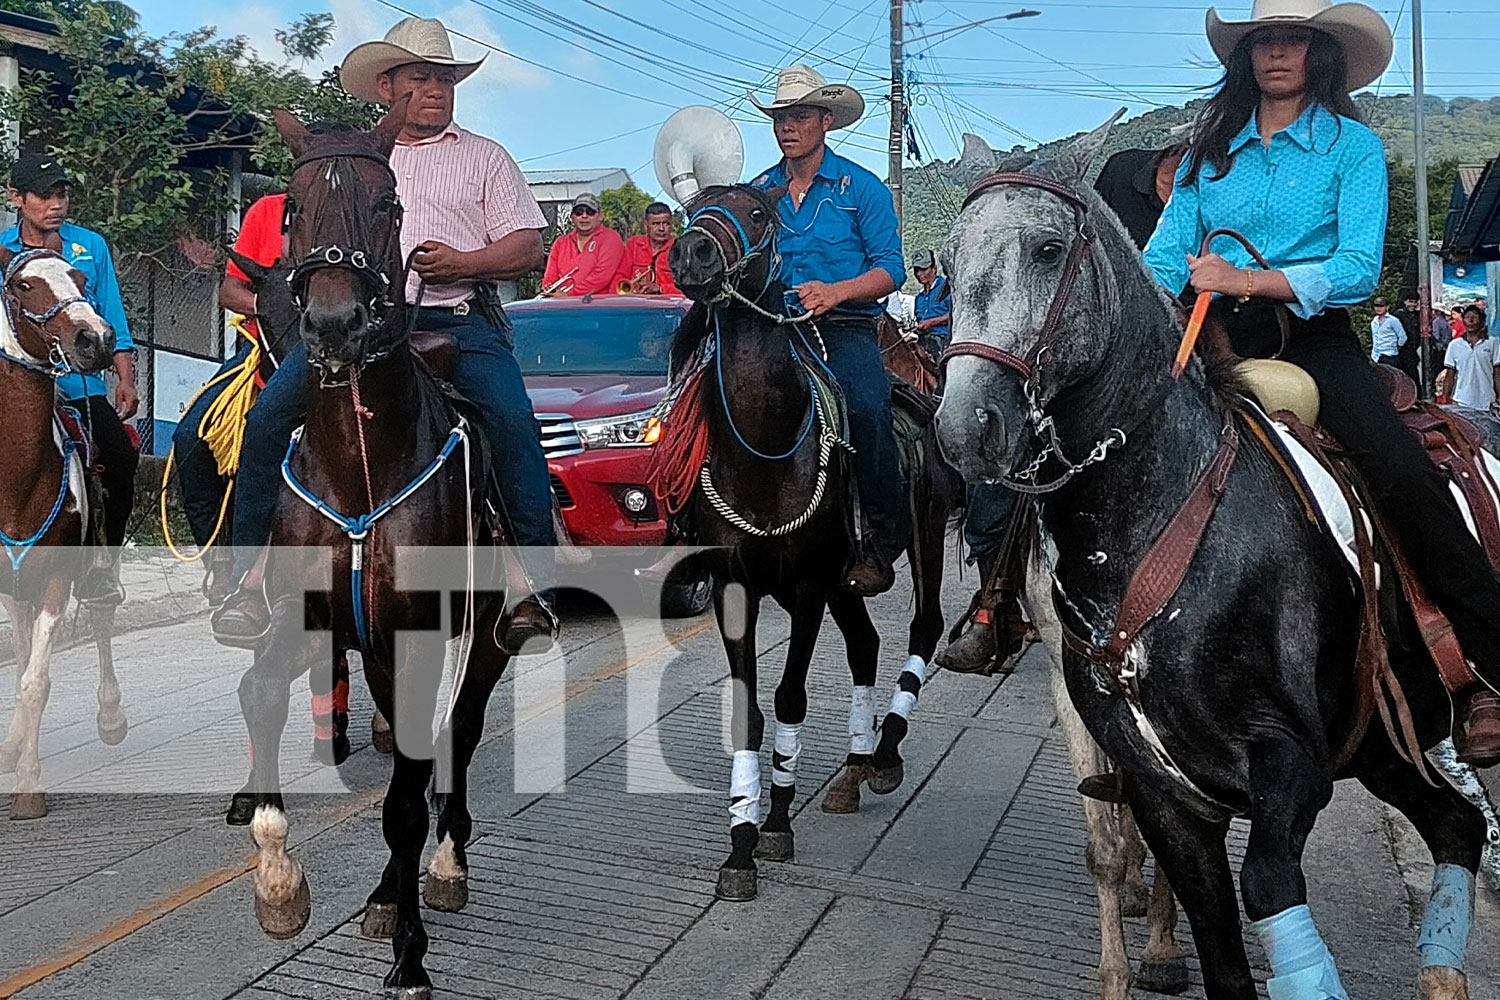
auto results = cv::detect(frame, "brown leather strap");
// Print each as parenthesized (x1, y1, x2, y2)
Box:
(940, 340, 1032, 379)
(1096, 419, 1240, 664)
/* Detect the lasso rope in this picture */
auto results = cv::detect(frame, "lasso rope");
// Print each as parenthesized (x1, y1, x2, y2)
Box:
(160, 318, 262, 561)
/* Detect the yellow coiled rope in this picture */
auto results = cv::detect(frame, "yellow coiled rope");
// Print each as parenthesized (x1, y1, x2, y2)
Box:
(161, 317, 262, 561)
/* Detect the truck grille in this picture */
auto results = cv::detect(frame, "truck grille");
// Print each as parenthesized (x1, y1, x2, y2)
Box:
(549, 475, 575, 508)
(536, 413, 583, 459)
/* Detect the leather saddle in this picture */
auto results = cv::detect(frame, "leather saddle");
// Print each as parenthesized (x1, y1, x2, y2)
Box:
(411, 330, 459, 383)
(56, 404, 99, 472)
(1240, 364, 1500, 769)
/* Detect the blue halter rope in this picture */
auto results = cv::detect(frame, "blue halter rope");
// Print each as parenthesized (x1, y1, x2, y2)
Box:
(281, 420, 469, 650)
(1, 437, 77, 596)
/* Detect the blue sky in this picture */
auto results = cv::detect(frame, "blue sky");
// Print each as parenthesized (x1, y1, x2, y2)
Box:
(128, 0, 1500, 200)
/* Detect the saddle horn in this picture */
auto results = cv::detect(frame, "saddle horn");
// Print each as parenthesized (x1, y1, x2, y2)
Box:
(653, 107, 745, 205)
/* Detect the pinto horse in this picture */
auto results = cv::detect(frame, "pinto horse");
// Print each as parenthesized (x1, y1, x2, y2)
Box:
(665, 185, 963, 902)
(227, 109, 515, 999)
(937, 119, 1491, 1000)
(0, 247, 125, 821)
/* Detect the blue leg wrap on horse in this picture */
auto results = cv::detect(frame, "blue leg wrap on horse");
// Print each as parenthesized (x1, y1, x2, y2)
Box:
(1418, 863, 1474, 971)
(1252, 905, 1350, 1000)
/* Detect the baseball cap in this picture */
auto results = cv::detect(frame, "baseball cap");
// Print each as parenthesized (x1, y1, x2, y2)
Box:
(10, 153, 67, 195)
(1372, 296, 1388, 307)
(911, 248, 936, 270)
(572, 192, 602, 213)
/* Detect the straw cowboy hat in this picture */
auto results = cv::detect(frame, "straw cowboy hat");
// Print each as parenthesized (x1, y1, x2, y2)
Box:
(750, 65, 865, 131)
(1206, 0, 1393, 91)
(340, 17, 484, 104)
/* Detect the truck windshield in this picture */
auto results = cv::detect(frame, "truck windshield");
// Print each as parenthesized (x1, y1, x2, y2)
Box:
(508, 306, 682, 376)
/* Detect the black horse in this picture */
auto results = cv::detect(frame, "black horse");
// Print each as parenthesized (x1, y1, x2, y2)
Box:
(666, 184, 963, 902)
(936, 121, 1491, 1000)
(229, 107, 514, 1000)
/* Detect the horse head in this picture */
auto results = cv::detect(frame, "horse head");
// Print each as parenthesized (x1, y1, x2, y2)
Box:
(935, 110, 1170, 486)
(670, 184, 785, 306)
(0, 246, 115, 375)
(275, 103, 408, 374)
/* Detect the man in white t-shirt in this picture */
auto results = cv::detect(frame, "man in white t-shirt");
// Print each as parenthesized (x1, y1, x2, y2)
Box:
(1440, 304, 1499, 412)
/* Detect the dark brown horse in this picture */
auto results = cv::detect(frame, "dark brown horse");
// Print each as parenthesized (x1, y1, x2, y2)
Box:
(666, 185, 963, 902)
(228, 108, 514, 1000)
(0, 246, 124, 820)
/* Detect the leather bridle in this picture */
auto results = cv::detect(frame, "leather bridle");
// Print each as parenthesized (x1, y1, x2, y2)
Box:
(938, 172, 1134, 494)
(283, 144, 406, 365)
(1, 248, 91, 377)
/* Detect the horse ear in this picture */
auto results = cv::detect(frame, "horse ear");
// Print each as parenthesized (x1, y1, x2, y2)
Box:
(956, 133, 1000, 187)
(1048, 107, 1128, 187)
(274, 109, 312, 158)
(226, 248, 268, 288)
(370, 94, 411, 157)
(0, 245, 14, 275)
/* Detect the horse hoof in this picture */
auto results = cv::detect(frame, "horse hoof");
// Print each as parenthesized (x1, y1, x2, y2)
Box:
(715, 867, 757, 902)
(754, 830, 795, 862)
(313, 735, 351, 767)
(372, 719, 395, 756)
(1122, 878, 1151, 919)
(382, 987, 433, 1000)
(821, 767, 866, 814)
(97, 713, 128, 746)
(0, 743, 17, 774)
(225, 792, 256, 826)
(254, 872, 311, 940)
(866, 761, 904, 795)
(9, 792, 46, 820)
(1419, 966, 1470, 1000)
(1136, 957, 1191, 996)
(362, 902, 398, 939)
(423, 874, 469, 913)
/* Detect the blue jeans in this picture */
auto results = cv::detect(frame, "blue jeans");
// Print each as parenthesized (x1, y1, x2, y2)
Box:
(231, 309, 556, 590)
(174, 341, 254, 547)
(821, 318, 908, 553)
(964, 482, 1017, 568)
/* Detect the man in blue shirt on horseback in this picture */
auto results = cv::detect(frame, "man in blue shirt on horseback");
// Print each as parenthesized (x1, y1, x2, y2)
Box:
(750, 66, 908, 595)
(5, 153, 139, 606)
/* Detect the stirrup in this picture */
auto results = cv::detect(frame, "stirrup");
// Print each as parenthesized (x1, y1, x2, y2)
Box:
(1078, 772, 1128, 803)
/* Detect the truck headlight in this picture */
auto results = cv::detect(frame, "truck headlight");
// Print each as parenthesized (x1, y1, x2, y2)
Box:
(575, 409, 661, 449)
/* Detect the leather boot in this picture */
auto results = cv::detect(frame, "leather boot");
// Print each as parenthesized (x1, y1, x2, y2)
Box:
(211, 586, 271, 649)
(76, 561, 125, 606)
(935, 609, 997, 674)
(499, 594, 559, 655)
(1456, 689, 1500, 767)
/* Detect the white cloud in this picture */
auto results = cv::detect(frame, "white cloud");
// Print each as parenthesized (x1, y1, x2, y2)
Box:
(324, 0, 541, 88)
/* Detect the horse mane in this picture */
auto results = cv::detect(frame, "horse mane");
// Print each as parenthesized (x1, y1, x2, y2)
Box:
(684, 183, 780, 219)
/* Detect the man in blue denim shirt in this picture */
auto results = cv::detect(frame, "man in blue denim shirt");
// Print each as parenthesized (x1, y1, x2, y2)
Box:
(750, 65, 908, 595)
(5, 153, 138, 604)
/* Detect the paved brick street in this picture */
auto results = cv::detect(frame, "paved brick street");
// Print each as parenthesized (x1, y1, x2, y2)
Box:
(0, 552, 1496, 1000)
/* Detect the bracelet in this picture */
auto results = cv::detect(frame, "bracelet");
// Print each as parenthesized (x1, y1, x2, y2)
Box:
(1239, 268, 1254, 303)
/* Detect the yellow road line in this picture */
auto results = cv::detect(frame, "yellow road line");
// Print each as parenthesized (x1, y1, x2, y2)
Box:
(0, 618, 713, 996)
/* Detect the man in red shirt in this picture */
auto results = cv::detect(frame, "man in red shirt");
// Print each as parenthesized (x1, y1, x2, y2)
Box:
(172, 193, 286, 582)
(614, 201, 679, 295)
(542, 192, 624, 296)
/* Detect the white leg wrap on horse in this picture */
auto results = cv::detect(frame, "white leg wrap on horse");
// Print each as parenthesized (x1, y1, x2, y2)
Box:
(888, 655, 927, 720)
(772, 722, 803, 788)
(848, 686, 877, 754)
(1419, 864, 1474, 971)
(1253, 905, 1350, 1000)
(729, 749, 761, 828)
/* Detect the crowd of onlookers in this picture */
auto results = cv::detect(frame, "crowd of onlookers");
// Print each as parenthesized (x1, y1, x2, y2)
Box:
(1372, 295, 1497, 414)
(541, 193, 679, 297)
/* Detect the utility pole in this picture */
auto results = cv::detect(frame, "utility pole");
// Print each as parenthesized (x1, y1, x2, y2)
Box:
(889, 0, 904, 228)
(1412, 0, 1433, 399)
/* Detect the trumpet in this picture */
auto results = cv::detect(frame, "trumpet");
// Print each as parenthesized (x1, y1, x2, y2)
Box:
(615, 269, 661, 295)
(540, 267, 578, 297)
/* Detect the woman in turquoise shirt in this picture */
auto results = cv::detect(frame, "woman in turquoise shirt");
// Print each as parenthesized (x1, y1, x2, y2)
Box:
(1145, 0, 1500, 772)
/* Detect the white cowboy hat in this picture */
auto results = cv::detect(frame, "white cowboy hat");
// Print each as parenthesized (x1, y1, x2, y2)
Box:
(1206, 0, 1393, 92)
(340, 17, 484, 104)
(750, 65, 865, 131)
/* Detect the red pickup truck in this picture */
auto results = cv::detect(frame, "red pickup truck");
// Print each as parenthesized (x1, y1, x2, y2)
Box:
(508, 294, 710, 616)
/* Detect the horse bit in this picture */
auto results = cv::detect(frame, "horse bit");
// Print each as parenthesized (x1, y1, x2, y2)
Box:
(938, 173, 1127, 495)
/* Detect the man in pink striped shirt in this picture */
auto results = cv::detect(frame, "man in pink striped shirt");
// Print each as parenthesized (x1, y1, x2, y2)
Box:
(214, 17, 559, 650)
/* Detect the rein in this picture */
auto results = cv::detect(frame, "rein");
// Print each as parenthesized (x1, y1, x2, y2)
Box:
(0, 435, 78, 596)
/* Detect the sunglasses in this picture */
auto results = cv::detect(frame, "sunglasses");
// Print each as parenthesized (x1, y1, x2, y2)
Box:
(572, 206, 599, 217)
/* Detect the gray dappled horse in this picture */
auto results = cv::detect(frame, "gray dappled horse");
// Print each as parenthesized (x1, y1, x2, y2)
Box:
(936, 119, 1491, 1000)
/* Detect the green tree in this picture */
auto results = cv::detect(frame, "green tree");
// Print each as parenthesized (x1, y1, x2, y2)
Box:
(0, 5, 377, 261)
(600, 180, 653, 237)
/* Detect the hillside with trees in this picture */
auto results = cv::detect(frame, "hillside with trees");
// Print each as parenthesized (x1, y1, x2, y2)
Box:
(901, 94, 1500, 304)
